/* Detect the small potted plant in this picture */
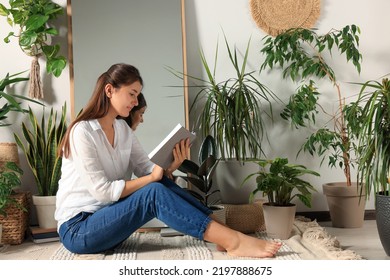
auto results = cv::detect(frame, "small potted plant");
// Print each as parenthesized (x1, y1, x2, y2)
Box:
(0, 161, 28, 245)
(243, 157, 319, 239)
(0, 162, 24, 217)
(177, 135, 225, 223)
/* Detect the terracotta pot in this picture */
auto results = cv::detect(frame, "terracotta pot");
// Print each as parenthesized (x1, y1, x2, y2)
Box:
(322, 182, 366, 228)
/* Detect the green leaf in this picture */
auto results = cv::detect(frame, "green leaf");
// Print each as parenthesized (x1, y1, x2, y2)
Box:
(25, 14, 49, 31)
(0, 3, 9, 16)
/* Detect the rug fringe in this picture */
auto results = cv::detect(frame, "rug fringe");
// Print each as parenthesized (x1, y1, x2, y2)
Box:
(295, 217, 363, 260)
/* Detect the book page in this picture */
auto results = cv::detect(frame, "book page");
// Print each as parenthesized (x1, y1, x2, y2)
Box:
(148, 124, 196, 169)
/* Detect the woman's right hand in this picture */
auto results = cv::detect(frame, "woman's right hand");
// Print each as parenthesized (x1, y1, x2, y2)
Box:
(150, 164, 164, 182)
(122, 164, 164, 198)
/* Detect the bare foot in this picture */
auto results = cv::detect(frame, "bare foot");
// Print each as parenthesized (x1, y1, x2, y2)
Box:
(226, 232, 282, 258)
(216, 244, 226, 252)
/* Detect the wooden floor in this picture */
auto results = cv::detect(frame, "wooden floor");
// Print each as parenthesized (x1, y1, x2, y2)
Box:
(319, 220, 389, 260)
(0, 220, 389, 260)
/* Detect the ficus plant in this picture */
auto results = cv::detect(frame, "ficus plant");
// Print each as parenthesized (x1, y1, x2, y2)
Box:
(260, 25, 363, 186)
(177, 135, 221, 208)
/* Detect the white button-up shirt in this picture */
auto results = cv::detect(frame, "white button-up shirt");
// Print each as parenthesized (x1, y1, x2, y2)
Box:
(55, 119, 154, 228)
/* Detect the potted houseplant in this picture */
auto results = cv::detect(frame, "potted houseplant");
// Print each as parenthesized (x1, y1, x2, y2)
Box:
(0, 0, 66, 98)
(0, 161, 27, 245)
(260, 25, 366, 227)
(0, 71, 42, 243)
(243, 157, 319, 239)
(345, 77, 390, 255)
(14, 103, 67, 228)
(177, 135, 225, 223)
(171, 35, 278, 204)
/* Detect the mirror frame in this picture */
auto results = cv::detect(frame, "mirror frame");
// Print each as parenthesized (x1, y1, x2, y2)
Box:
(66, 0, 189, 129)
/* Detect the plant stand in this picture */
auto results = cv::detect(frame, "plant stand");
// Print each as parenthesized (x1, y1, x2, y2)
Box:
(322, 182, 366, 228)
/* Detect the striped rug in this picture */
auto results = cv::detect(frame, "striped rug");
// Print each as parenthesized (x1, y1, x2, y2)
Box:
(50, 217, 362, 260)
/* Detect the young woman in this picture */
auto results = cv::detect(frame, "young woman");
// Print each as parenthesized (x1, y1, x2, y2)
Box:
(55, 63, 281, 258)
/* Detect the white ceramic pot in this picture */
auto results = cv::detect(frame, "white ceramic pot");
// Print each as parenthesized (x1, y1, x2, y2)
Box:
(32, 195, 57, 229)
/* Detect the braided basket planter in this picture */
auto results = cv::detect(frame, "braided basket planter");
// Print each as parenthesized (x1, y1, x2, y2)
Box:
(0, 191, 30, 245)
(223, 200, 266, 233)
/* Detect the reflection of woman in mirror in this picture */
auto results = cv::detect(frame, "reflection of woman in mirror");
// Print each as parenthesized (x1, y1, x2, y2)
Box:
(122, 92, 147, 131)
(55, 63, 281, 258)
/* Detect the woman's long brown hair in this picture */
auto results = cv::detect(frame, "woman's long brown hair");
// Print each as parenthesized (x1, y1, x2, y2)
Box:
(59, 63, 143, 158)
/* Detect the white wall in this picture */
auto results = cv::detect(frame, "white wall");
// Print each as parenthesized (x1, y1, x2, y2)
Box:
(184, 0, 390, 211)
(0, 0, 69, 223)
(1, 0, 389, 213)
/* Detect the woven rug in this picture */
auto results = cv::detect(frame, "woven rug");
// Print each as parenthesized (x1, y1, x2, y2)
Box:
(49, 217, 363, 260)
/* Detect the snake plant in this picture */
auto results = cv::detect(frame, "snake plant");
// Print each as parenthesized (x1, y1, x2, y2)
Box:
(14, 104, 67, 196)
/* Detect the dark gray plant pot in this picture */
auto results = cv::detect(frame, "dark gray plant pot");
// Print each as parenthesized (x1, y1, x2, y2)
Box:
(375, 191, 390, 256)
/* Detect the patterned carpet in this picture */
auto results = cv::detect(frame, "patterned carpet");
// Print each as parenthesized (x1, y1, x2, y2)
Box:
(49, 217, 363, 260)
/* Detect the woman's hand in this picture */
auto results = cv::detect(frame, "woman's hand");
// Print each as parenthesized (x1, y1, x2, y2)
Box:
(165, 138, 190, 179)
(150, 164, 164, 182)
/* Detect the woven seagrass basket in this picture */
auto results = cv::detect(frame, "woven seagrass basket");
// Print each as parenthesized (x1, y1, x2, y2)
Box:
(223, 200, 266, 233)
(0, 191, 30, 245)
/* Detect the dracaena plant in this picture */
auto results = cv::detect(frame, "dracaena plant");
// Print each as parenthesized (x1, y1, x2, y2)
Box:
(260, 25, 363, 186)
(345, 77, 390, 198)
(0, 0, 66, 77)
(168, 35, 277, 163)
(14, 104, 67, 196)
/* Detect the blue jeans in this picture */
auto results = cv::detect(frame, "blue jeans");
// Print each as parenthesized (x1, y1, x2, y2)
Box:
(59, 176, 213, 254)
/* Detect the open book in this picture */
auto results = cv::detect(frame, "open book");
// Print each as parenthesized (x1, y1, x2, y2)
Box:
(148, 123, 196, 169)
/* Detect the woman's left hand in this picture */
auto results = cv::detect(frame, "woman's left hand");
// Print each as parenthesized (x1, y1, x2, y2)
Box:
(165, 138, 190, 179)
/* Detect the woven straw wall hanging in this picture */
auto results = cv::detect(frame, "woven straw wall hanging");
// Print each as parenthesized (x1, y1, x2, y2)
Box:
(249, 0, 321, 36)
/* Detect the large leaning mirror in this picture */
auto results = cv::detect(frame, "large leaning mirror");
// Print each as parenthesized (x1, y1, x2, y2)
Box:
(67, 0, 188, 154)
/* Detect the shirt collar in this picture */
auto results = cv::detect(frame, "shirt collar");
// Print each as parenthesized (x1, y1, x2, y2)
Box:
(89, 118, 119, 131)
